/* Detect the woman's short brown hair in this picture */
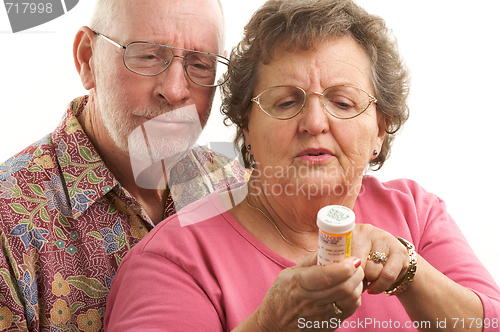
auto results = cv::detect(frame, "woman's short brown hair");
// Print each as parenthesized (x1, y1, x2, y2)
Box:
(221, 0, 410, 170)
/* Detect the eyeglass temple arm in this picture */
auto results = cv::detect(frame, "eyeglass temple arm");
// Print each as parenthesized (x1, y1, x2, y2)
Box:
(93, 31, 125, 49)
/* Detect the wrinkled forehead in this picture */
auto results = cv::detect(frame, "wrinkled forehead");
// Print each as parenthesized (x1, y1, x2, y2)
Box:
(110, 0, 225, 53)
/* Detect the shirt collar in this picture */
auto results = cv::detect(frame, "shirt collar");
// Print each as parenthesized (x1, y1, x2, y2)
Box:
(52, 96, 120, 219)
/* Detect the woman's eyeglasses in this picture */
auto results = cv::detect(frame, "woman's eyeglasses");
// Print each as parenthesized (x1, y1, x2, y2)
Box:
(251, 85, 377, 120)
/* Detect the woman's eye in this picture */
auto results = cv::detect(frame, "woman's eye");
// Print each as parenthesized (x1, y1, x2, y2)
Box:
(276, 99, 297, 108)
(335, 101, 353, 109)
(328, 97, 356, 110)
(273, 97, 302, 113)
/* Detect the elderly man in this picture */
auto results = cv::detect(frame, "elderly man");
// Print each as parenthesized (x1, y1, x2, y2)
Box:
(0, 0, 246, 330)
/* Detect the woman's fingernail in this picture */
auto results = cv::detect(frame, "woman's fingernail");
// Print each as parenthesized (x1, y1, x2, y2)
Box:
(353, 258, 362, 268)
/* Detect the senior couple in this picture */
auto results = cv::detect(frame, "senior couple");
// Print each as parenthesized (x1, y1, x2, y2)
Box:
(0, 0, 499, 331)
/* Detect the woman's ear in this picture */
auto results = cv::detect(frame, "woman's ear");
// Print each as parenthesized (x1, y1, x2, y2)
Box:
(73, 26, 96, 90)
(243, 128, 251, 152)
(370, 113, 387, 160)
(376, 113, 388, 147)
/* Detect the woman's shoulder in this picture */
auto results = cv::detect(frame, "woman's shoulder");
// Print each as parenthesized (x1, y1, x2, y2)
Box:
(358, 175, 445, 222)
(357, 176, 452, 248)
(361, 175, 438, 201)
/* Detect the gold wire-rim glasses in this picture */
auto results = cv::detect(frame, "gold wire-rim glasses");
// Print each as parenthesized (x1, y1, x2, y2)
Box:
(251, 84, 378, 120)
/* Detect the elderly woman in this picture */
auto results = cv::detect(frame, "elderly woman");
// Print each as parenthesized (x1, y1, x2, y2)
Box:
(104, 0, 500, 331)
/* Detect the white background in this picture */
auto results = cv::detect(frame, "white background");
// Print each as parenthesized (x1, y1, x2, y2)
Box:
(1, 1, 499, 285)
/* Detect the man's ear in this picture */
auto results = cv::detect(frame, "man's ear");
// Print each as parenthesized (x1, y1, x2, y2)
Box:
(74, 26, 96, 90)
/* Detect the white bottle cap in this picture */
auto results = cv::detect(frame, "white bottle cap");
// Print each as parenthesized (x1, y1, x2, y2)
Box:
(317, 205, 355, 234)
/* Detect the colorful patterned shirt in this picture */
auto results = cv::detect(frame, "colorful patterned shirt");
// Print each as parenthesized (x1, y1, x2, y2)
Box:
(0, 96, 248, 332)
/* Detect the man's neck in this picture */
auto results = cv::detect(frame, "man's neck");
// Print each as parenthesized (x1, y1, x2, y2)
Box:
(78, 95, 168, 225)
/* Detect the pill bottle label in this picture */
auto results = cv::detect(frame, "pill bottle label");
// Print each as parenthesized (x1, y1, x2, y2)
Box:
(317, 229, 352, 265)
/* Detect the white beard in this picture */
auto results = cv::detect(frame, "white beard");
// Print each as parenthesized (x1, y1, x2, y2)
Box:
(95, 79, 205, 189)
(127, 105, 203, 189)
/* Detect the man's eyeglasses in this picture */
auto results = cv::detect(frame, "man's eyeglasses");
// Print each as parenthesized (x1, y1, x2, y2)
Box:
(251, 85, 377, 120)
(93, 31, 229, 87)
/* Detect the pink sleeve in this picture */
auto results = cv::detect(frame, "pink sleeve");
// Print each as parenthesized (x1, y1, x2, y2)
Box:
(104, 251, 224, 332)
(416, 192, 500, 330)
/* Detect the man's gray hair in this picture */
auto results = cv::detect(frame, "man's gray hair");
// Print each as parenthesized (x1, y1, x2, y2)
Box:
(88, 0, 115, 33)
(89, 0, 225, 47)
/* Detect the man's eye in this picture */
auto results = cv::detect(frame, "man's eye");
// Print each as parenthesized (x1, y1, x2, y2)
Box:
(189, 62, 210, 71)
(140, 54, 158, 60)
(188, 58, 215, 72)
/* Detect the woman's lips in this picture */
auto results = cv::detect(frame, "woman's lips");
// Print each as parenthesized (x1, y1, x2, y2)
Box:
(296, 148, 334, 163)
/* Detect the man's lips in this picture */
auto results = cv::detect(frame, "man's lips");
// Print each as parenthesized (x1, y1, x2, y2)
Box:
(139, 115, 200, 139)
(144, 116, 196, 124)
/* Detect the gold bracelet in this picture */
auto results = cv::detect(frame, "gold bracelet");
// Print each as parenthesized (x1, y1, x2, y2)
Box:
(384, 237, 417, 296)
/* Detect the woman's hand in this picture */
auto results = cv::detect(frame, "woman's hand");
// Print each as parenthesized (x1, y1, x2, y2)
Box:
(242, 255, 364, 332)
(351, 224, 410, 294)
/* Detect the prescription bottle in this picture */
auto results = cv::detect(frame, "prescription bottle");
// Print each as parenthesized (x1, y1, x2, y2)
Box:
(316, 205, 355, 265)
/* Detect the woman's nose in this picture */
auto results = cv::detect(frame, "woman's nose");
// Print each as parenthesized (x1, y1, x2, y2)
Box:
(297, 93, 330, 135)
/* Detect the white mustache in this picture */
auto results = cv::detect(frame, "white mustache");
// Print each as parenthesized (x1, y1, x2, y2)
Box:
(138, 105, 199, 123)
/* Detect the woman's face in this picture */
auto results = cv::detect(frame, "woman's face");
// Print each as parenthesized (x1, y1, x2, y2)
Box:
(244, 36, 386, 205)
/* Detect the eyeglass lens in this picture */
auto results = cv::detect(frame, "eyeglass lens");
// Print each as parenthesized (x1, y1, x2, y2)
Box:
(257, 86, 373, 119)
(123, 42, 228, 87)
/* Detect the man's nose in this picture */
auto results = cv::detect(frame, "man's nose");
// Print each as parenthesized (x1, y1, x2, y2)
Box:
(153, 57, 190, 105)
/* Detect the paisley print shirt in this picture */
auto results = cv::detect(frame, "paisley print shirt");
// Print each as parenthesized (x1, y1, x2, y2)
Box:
(0, 96, 248, 331)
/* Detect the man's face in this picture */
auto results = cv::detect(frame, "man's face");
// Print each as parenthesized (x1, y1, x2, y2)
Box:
(91, 0, 224, 160)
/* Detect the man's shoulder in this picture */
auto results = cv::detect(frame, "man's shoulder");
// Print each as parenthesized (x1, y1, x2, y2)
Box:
(0, 134, 55, 182)
(190, 145, 250, 180)
(190, 145, 233, 164)
(0, 133, 64, 227)
(0, 96, 89, 183)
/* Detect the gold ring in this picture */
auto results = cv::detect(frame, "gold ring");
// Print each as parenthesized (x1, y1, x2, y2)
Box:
(332, 302, 342, 315)
(367, 251, 388, 265)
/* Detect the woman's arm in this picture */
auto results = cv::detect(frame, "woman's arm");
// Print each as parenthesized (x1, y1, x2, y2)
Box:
(352, 221, 500, 332)
(398, 255, 485, 332)
(350, 178, 500, 332)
